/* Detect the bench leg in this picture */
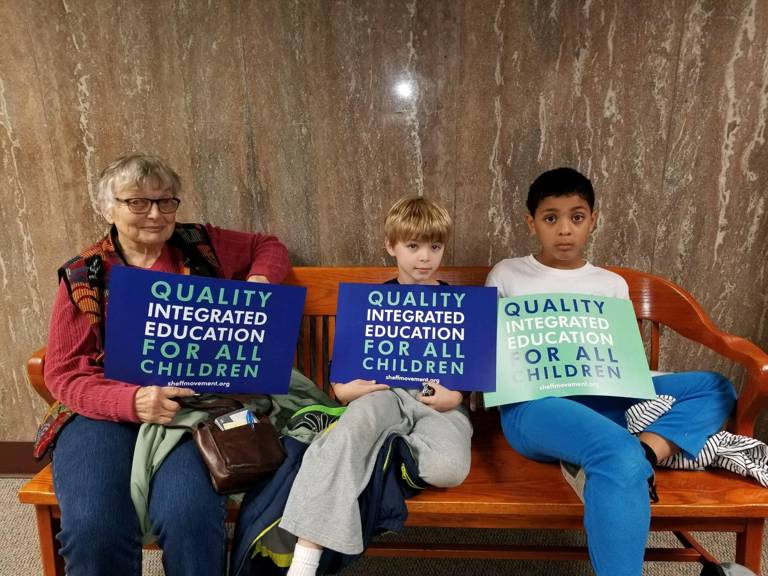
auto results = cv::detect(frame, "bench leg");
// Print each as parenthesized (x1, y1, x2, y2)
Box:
(34, 505, 64, 576)
(735, 518, 764, 574)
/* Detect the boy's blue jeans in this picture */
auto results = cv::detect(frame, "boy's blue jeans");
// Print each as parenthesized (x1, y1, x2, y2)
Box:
(499, 371, 736, 576)
(52, 416, 228, 576)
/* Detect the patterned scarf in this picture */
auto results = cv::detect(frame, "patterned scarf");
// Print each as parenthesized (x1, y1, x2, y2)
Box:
(34, 223, 223, 459)
(58, 223, 223, 349)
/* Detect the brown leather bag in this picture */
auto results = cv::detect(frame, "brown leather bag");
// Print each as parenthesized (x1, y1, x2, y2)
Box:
(192, 414, 286, 494)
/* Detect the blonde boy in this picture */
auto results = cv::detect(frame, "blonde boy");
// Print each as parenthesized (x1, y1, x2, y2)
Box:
(280, 197, 472, 576)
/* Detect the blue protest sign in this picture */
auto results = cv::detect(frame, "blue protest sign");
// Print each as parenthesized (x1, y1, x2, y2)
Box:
(330, 283, 497, 391)
(105, 266, 306, 394)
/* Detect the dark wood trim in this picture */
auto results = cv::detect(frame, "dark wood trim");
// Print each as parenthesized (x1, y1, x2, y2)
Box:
(0, 441, 46, 476)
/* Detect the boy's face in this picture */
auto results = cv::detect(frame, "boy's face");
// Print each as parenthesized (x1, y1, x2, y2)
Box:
(525, 194, 597, 269)
(385, 238, 445, 285)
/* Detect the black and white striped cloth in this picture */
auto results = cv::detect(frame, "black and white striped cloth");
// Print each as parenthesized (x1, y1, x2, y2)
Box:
(625, 395, 768, 488)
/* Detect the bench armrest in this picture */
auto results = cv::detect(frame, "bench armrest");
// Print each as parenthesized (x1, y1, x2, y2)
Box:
(707, 333, 768, 436)
(28, 346, 56, 406)
(609, 266, 768, 436)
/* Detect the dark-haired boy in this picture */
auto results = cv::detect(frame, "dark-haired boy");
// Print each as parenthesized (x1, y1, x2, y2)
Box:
(486, 167, 737, 576)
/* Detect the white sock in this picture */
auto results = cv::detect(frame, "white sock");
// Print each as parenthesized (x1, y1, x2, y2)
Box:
(287, 543, 323, 576)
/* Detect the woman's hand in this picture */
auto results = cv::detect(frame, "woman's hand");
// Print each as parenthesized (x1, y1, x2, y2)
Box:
(247, 274, 269, 283)
(134, 386, 196, 424)
(419, 381, 463, 412)
(332, 379, 390, 404)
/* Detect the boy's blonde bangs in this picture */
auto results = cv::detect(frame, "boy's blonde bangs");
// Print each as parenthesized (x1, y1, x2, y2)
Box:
(384, 196, 452, 245)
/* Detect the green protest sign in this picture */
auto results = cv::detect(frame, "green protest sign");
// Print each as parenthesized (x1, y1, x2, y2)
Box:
(484, 293, 655, 407)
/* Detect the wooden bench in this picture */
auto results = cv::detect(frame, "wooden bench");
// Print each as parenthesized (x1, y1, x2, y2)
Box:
(18, 266, 768, 575)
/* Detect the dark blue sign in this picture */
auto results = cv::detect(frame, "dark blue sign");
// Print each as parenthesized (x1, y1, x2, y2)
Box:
(105, 266, 306, 394)
(330, 283, 497, 391)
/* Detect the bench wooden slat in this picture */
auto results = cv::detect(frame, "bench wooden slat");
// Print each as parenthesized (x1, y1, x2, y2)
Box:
(366, 542, 710, 562)
(20, 416, 768, 519)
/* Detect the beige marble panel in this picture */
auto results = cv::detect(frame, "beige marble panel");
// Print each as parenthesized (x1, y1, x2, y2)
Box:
(653, 0, 768, 379)
(0, 1, 58, 436)
(237, 0, 322, 264)
(0, 0, 767, 443)
(176, 1, 263, 230)
(453, 1, 683, 269)
(298, 0, 448, 265)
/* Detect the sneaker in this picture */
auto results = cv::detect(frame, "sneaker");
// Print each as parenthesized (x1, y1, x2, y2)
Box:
(285, 405, 346, 437)
(648, 470, 659, 503)
(560, 461, 586, 503)
(701, 562, 758, 576)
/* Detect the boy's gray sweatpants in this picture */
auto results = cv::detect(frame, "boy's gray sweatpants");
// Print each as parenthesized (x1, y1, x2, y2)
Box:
(279, 388, 473, 555)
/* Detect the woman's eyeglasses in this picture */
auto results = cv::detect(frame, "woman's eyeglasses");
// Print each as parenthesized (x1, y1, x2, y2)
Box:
(114, 197, 181, 214)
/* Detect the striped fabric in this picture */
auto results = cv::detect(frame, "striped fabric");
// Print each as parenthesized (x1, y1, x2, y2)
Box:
(625, 396, 768, 488)
(625, 395, 677, 435)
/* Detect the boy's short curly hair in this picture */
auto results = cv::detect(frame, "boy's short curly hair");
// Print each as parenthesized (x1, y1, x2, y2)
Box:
(527, 167, 595, 216)
(384, 196, 452, 245)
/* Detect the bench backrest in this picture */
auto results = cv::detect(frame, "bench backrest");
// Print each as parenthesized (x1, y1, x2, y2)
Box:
(283, 265, 727, 393)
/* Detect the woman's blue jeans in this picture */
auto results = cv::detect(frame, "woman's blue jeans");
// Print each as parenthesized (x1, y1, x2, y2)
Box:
(499, 371, 736, 576)
(52, 416, 228, 576)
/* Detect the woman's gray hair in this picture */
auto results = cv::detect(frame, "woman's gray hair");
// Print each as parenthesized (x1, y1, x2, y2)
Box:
(95, 154, 181, 217)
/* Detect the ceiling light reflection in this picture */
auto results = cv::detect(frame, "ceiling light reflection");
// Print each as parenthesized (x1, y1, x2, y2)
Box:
(394, 80, 414, 100)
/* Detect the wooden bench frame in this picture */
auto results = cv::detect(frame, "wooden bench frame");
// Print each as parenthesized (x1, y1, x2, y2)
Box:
(18, 266, 768, 575)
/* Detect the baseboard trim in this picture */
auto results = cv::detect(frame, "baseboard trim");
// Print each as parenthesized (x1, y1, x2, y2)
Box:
(0, 441, 45, 476)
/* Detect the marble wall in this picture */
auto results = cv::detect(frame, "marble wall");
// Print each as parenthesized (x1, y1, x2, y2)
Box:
(1, 0, 767, 442)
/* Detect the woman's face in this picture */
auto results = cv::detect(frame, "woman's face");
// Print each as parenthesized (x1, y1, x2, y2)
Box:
(106, 183, 177, 252)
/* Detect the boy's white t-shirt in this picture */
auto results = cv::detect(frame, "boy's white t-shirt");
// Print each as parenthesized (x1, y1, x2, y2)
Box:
(485, 255, 630, 300)
(485, 256, 671, 392)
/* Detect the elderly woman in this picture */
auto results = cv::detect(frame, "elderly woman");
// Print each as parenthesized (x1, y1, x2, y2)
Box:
(43, 153, 291, 575)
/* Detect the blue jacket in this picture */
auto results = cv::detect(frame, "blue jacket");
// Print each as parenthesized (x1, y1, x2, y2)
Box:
(230, 434, 424, 576)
